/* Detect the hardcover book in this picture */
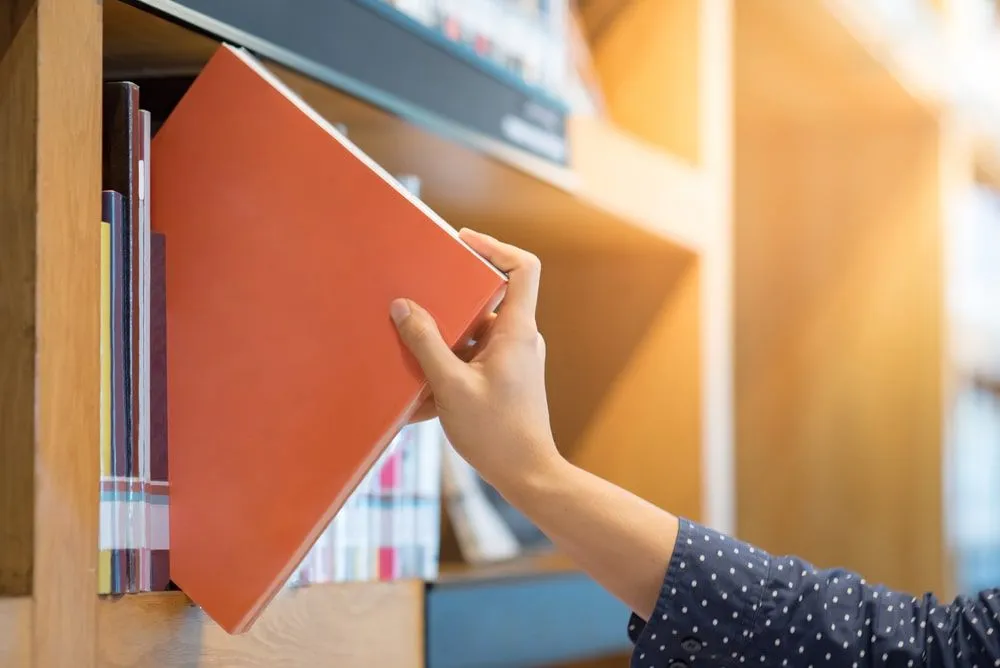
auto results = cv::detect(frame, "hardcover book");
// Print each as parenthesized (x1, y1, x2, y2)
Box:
(151, 43, 506, 634)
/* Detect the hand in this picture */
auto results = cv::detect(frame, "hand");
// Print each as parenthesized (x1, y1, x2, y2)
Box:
(390, 229, 561, 493)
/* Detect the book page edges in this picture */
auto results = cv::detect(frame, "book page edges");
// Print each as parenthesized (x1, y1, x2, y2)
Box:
(227, 280, 507, 635)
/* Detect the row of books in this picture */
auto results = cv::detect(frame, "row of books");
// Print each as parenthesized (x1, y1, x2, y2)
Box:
(97, 81, 445, 594)
(378, 0, 570, 99)
(99, 81, 168, 594)
(375, 0, 605, 116)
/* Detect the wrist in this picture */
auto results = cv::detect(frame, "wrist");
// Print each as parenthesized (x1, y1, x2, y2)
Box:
(496, 444, 574, 510)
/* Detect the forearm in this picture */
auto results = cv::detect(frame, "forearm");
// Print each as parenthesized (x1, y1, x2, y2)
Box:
(497, 454, 1000, 668)
(500, 455, 679, 620)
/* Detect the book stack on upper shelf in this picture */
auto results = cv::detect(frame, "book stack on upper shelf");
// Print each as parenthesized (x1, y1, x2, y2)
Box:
(96, 42, 506, 635)
(371, 0, 604, 116)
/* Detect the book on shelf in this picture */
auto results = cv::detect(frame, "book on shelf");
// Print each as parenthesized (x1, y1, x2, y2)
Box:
(96, 43, 506, 634)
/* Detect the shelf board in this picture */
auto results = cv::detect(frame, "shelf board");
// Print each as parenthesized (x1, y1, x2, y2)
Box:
(96, 581, 423, 666)
(104, 0, 706, 255)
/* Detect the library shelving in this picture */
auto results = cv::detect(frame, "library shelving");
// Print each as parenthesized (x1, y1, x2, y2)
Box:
(733, 0, 1000, 602)
(1, 0, 731, 666)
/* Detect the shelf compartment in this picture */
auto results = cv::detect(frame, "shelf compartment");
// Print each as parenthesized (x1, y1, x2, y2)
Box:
(735, 2, 948, 594)
(104, 0, 707, 255)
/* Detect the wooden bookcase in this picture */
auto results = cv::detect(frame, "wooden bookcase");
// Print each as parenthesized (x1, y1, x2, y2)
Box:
(6, 0, 999, 665)
(1, 0, 731, 665)
(732, 0, 1000, 602)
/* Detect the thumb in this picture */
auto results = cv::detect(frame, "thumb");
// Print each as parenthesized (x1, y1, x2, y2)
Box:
(390, 299, 463, 386)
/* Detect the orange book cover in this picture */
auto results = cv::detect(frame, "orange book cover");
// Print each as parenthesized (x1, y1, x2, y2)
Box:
(151, 44, 506, 634)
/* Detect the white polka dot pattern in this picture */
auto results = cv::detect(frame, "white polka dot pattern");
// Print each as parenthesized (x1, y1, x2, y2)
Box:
(627, 519, 1000, 667)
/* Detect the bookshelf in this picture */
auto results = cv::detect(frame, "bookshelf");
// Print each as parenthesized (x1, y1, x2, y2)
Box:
(2, 0, 731, 666)
(732, 0, 1000, 602)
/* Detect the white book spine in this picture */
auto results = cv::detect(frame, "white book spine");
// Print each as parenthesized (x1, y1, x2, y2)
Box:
(400, 426, 419, 578)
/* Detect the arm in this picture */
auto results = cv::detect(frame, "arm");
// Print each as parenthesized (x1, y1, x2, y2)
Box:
(510, 457, 1000, 667)
(391, 229, 1000, 668)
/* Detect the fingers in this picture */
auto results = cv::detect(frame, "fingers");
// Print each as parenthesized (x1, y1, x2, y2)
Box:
(390, 298, 464, 386)
(459, 229, 540, 325)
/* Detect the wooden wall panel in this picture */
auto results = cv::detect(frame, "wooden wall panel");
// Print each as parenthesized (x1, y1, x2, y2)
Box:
(734, 116, 946, 596)
(32, 0, 102, 664)
(571, 260, 703, 521)
(0, 0, 102, 665)
(584, 0, 701, 163)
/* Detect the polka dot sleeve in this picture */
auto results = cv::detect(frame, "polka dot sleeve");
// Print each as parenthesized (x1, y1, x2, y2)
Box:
(627, 518, 1000, 668)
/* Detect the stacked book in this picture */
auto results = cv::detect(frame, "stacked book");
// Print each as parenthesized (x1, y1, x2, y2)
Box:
(289, 417, 445, 586)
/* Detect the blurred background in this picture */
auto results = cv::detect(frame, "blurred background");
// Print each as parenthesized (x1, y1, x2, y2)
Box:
(95, 0, 1000, 665)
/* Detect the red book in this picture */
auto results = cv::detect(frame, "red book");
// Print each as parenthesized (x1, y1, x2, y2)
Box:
(151, 44, 506, 634)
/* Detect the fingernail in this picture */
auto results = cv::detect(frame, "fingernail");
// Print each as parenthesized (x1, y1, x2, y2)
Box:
(390, 299, 411, 325)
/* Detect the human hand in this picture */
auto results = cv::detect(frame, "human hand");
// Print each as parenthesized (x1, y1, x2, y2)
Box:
(390, 229, 561, 493)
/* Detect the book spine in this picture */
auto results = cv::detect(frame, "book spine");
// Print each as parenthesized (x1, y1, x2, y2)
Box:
(98, 218, 112, 596)
(149, 231, 171, 591)
(399, 426, 418, 578)
(138, 109, 152, 592)
(103, 189, 128, 594)
(417, 420, 444, 579)
(380, 436, 403, 581)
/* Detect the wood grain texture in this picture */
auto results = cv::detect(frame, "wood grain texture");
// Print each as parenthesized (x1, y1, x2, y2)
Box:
(571, 261, 703, 520)
(0, 0, 34, 60)
(0, 597, 31, 667)
(0, 0, 37, 598)
(584, 0, 701, 163)
(97, 582, 424, 667)
(733, 111, 946, 595)
(32, 0, 102, 665)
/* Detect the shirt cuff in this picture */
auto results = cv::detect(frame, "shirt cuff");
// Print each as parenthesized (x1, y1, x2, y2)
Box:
(627, 519, 771, 667)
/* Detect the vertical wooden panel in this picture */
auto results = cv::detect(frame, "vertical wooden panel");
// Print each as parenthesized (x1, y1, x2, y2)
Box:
(572, 260, 703, 521)
(0, 0, 39, 598)
(34, 0, 102, 665)
(584, 0, 702, 163)
(734, 116, 946, 596)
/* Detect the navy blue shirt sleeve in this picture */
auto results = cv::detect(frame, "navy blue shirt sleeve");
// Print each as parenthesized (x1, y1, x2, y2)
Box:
(628, 519, 1000, 668)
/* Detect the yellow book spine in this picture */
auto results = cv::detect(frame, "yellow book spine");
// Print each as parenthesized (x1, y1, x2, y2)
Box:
(98, 220, 111, 595)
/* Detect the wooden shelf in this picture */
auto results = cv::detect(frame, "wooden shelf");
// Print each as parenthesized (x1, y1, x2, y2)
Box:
(105, 0, 715, 523)
(4, 0, 732, 665)
(104, 0, 706, 256)
(2, 582, 422, 666)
